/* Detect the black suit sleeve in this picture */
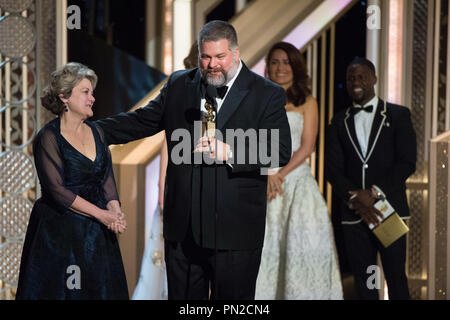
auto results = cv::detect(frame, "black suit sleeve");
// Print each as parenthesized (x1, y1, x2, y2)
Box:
(325, 115, 359, 202)
(96, 80, 168, 145)
(372, 107, 416, 195)
(229, 86, 292, 173)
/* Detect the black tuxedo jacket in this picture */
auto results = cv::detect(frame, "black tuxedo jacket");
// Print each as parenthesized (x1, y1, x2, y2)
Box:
(325, 99, 416, 223)
(97, 63, 292, 250)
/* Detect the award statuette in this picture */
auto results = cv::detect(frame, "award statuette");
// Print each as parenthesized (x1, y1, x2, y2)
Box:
(202, 101, 216, 138)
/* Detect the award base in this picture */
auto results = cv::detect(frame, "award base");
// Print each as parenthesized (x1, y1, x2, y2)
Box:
(202, 121, 215, 138)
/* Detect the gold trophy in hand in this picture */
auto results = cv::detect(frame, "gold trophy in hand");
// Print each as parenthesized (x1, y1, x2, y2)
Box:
(202, 101, 216, 138)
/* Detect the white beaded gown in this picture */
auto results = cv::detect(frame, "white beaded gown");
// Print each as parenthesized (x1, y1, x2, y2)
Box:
(132, 205, 168, 300)
(255, 111, 343, 300)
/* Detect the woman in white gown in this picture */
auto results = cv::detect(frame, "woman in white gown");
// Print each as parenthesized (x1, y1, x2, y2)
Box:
(255, 42, 343, 300)
(132, 136, 168, 300)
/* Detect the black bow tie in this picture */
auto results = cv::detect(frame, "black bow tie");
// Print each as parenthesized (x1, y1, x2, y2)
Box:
(216, 86, 228, 99)
(350, 104, 373, 115)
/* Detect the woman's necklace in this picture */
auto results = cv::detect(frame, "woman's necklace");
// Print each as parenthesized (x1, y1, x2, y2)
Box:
(63, 124, 88, 154)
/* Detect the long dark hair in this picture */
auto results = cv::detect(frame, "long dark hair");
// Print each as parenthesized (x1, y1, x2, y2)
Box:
(265, 42, 311, 107)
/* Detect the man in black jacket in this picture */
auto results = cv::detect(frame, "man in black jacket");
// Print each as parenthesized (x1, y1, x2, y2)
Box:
(326, 57, 416, 299)
(97, 20, 291, 300)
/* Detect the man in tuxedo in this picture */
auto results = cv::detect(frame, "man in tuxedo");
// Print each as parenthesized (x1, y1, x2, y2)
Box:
(325, 58, 416, 299)
(97, 20, 291, 300)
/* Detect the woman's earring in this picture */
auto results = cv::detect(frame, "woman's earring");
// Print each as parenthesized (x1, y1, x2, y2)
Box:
(64, 104, 69, 112)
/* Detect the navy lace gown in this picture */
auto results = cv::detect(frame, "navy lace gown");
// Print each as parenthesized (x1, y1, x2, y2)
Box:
(16, 118, 128, 300)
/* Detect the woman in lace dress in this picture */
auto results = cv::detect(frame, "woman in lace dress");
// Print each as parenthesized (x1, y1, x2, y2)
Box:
(255, 42, 343, 300)
(132, 135, 168, 300)
(16, 63, 128, 299)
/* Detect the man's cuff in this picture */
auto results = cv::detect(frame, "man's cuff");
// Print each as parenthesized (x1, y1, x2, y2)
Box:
(226, 147, 233, 168)
(347, 193, 357, 209)
(371, 185, 386, 200)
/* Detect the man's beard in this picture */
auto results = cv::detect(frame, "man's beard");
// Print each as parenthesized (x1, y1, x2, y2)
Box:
(201, 60, 239, 87)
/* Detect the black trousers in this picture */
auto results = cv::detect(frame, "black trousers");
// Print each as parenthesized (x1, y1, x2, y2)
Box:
(164, 228, 262, 300)
(342, 222, 410, 300)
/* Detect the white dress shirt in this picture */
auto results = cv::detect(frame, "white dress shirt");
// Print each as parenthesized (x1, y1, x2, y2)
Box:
(353, 96, 378, 157)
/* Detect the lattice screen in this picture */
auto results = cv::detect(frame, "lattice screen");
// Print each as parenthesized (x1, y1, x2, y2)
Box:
(0, 0, 56, 300)
(407, 0, 429, 300)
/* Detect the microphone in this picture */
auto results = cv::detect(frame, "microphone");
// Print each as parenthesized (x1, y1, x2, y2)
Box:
(206, 85, 218, 108)
(205, 84, 219, 300)
(203, 85, 217, 138)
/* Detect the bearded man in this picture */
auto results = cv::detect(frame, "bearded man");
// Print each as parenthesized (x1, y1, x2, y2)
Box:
(97, 20, 291, 300)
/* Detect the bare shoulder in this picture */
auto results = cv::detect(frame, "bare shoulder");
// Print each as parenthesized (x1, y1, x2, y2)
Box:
(285, 96, 318, 115)
(304, 95, 318, 109)
(299, 96, 318, 115)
